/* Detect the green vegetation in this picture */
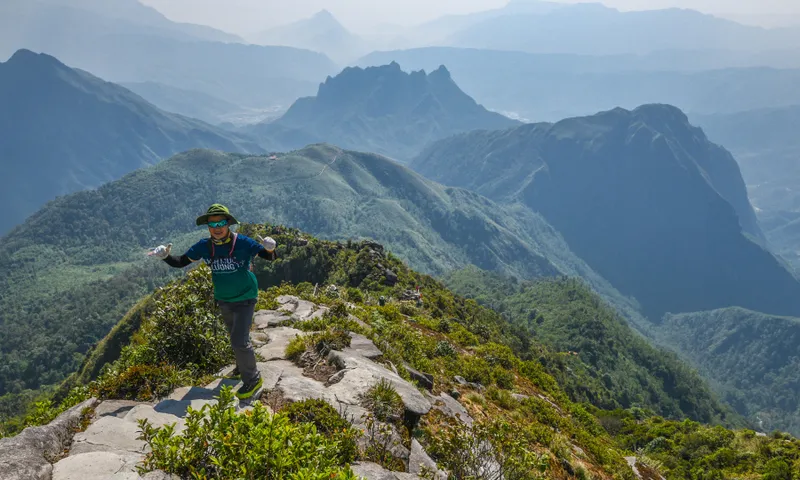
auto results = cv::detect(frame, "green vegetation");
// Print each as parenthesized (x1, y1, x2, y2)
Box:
(614, 413, 800, 479)
(658, 307, 800, 436)
(444, 266, 741, 426)
(137, 386, 360, 480)
(5, 225, 798, 480)
(0, 143, 620, 421)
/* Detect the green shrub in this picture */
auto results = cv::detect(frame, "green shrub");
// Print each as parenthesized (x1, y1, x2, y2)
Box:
(433, 341, 456, 358)
(137, 386, 358, 480)
(492, 366, 515, 390)
(425, 418, 550, 480)
(282, 399, 360, 463)
(346, 288, 364, 303)
(362, 379, 404, 424)
(97, 364, 187, 401)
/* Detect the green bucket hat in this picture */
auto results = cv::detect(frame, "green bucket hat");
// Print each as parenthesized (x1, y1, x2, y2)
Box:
(196, 203, 239, 226)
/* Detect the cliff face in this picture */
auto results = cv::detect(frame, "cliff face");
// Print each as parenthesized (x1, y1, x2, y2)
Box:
(413, 104, 799, 319)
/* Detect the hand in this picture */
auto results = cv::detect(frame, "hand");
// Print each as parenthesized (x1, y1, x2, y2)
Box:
(256, 235, 276, 252)
(147, 243, 172, 259)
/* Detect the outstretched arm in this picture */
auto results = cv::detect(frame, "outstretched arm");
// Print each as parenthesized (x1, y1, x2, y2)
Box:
(148, 243, 200, 267)
(256, 235, 278, 261)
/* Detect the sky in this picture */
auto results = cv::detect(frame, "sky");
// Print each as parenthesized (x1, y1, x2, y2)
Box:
(138, 0, 800, 35)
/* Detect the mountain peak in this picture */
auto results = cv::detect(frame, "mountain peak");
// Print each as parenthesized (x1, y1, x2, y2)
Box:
(313, 9, 336, 20)
(253, 62, 520, 161)
(429, 64, 452, 80)
(6, 49, 59, 67)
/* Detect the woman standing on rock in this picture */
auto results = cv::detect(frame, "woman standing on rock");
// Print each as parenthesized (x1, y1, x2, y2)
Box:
(148, 204, 278, 400)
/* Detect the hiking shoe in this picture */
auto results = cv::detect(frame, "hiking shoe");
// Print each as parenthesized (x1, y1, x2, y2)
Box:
(224, 367, 241, 380)
(236, 377, 263, 400)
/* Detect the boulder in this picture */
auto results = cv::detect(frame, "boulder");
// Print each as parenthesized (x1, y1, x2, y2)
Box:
(0, 397, 98, 480)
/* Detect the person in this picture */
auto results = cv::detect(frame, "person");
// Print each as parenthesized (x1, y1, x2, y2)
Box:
(148, 204, 278, 400)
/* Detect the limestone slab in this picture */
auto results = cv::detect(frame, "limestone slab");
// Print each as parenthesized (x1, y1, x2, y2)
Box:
(93, 400, 143, 420)
(0, 397, 98, 480)
(254, 310, 291, 329)
(52, 451, 143, 480)
(426, 392, 473, 426)
(327, 351, 431, 416)
(256, 327, 304, 361)
(345, 333, 383, 359)
(70, 416, 147, 455)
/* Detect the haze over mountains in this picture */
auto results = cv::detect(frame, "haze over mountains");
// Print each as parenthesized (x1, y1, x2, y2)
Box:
(6, 0, 800, 455)
(250, 62, 520, 161)
(249, 10, 369, 64)
(0, 49, 263, 234)
(1, 0, 338, 115)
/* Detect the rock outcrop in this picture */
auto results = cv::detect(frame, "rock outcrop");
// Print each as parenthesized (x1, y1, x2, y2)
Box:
(0, 398, 98, 480)
(2, 295, 457, 480)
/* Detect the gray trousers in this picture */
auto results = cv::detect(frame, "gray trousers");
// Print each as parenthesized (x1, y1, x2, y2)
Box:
(218, 298, 260, 385)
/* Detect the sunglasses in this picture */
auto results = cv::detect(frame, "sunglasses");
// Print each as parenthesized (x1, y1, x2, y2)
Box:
(207, 219, 229, 228)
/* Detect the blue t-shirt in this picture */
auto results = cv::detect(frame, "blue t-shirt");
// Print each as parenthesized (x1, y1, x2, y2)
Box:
(185, 233, 265, 302)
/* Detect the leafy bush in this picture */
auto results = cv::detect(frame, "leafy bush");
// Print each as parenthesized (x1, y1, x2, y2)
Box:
(137, 386, 358, 480)
(282, 399, 360, 463)
(362, 379, 405, 424)
(425, 418, 550, 480)
(96, 363, 188, 401)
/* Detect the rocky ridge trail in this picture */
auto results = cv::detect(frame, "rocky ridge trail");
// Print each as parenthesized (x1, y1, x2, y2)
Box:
(0, 295, 462, 480)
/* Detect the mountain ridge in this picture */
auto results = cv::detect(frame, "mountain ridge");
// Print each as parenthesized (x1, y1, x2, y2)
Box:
(250, 62, 521, 161)
(411, 103, 800, 320)
(446, 3, 800, 54)
(250, 9, 366, 63)
(0, 48, 264, 233)
(0, 143, 628, 402)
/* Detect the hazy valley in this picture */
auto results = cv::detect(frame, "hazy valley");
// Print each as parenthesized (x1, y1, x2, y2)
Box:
(3, 0, 800, 478)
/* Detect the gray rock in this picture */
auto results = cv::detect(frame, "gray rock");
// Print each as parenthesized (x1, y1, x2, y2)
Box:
(350, 462, 396, 480)
(426, 392, 473, 426)
(123, 404, 187, 433)
(453, 375, 484, 391)
(70, 416, 148, 455)
(276, 369, 335, 405)
(511, 393, 529, 402)
(256, 327, 304, 361)
(404, 364, 434, 391)
(307, 305, 329, 320)
(253, 310, 292, 329)
(350, 462, 424, 480)
(292, 300, 317, 320)
(345, 333, 383, 359)
(384, 269, 398, 286)
(0, 397, 98, 480)
(52, 451, 143, 480)
(326, 351, 431, 417)
(276, 295, 301, 305)
(93, 400, 143, 419)
(408, 439, 446, 479)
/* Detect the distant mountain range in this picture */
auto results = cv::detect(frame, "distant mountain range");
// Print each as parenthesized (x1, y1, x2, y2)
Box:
(358, 47, 800, 121)
(0, 0, 337, 110)
(411, 103, 800, 320)
(249, 62, 520, 161)
(249, 10, 368, 64)
(119, 81, 245, 125)
(0, 49, 263, 234)
(0, 0, 240, 54)
(444, 3, 800, 55)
